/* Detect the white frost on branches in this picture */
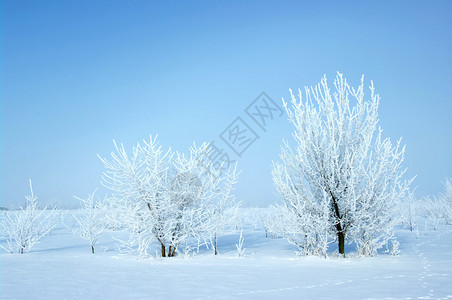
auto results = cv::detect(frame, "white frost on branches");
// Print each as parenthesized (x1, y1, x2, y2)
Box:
(1, 180, 55, 254)
(269, 73, 413, 257)
(422, 179, 452, 230)
(439, 178, 452, 224)
(399, 190, 417, 231)
(235, 230, 246, 257)
(73, 189, 104, 253)
(203, 165, 240, 255)
(98, 135, 239, 258)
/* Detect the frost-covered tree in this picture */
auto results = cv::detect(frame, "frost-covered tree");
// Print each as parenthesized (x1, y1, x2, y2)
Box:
(439, 178, 452, 224)
(271, 73, 412, 256)
(423, 196, 443, 230)
(203, 168, 240, 255)
(0, 180, 55, 254)
(73, 189, 104, 253)
(399, 190, 417, 231)
(99, 136, 239, 258)
(418, 179, 452, 230)
(235, 230, 246, 257)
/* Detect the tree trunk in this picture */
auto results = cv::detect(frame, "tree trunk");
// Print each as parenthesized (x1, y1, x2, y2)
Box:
(161, 244, 166, 257)
(214, 233, 218, 255)
(337, 231, 345, 256)
(330, 190, 346, 256)
(91, 245, 95, 254)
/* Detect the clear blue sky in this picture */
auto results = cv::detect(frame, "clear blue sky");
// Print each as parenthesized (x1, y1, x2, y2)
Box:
(1, 0, 451, 208)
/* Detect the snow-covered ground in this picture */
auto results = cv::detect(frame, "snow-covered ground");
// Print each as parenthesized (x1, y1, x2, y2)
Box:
(1, 211, 452, 299)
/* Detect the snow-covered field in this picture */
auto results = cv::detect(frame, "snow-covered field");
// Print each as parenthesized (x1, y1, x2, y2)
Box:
(1, 210, 452, 300)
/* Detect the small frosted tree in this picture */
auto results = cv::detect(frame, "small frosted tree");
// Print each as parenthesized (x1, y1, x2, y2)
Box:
(196, 161, 240, 255)
(423, 196, 442, 230)
(0, 180, 54, 254)
(271, 73, 412, 257)
(203, 173, 240, 255)
(399, 190, 417, 231)
(73, 189, 104, 253)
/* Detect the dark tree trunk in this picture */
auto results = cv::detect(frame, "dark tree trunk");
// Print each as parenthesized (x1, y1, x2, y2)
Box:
(337, 231, 345, 255)
(330, 190, 346, 256)
(91, 245, 95, 254)
(214, 233, 218, 255)
(159, 243, 178, 257)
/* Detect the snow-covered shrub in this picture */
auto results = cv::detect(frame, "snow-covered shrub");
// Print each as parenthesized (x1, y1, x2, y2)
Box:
(73, 189, 104, 253)
(270, 73, 412, 257)
(0, 180, 55, 254)
(391, 240, 400, 256)
(99, 136, 239, 258)
(235, 230, 246, 257)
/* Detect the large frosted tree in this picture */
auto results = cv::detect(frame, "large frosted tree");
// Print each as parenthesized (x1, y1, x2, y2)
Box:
(271, 73, 412, 256)
(99, 136, 238, 258)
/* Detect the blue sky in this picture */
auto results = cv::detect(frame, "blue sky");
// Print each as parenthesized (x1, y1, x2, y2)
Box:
(1, 0, 451, 208)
